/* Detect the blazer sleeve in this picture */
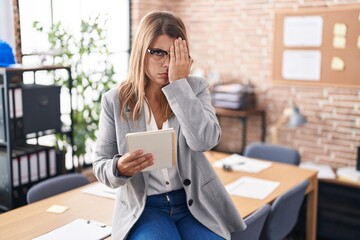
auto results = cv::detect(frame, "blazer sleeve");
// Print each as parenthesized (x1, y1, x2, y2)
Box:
(162, 77, 221, 151)
(92, 92, 131, 188)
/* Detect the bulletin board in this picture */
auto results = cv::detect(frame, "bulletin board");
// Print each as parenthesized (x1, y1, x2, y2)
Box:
(273, 5, 360, 87)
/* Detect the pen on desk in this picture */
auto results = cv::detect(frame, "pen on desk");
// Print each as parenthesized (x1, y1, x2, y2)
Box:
(223, 162, 245, 171)
(87, 220, 107, 228)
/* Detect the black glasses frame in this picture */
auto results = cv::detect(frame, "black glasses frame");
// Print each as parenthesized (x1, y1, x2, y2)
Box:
(147, 48, 169, 56)
(147, 48, 169, 63)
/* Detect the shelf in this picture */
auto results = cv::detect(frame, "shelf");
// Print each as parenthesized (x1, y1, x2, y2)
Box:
(0, 65, 73, 211)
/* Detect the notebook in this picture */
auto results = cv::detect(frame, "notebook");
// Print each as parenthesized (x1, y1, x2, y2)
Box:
(126, 128, 177, 171)
(33, 218, 111, 240)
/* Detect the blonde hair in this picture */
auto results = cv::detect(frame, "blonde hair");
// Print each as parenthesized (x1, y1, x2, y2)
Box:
(119, 11, 189, 122)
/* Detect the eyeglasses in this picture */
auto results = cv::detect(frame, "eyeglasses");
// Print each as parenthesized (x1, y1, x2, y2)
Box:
(147, 48, 169, 64)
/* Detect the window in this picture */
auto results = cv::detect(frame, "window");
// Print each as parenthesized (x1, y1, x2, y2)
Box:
(18, 0, 130, 81)
(0, 0, 15, 48)
(17, 0, 130, 169)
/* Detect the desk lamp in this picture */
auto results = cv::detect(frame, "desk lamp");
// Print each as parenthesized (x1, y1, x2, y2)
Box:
(270, 104, 307, 144)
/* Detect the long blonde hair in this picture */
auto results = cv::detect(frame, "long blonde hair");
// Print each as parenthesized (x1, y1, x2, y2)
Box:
(119, 11, 189, 122)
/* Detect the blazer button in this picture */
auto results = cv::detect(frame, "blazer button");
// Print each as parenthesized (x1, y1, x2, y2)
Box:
(188, 199, 193, 206)
(183, 179, 191, 186)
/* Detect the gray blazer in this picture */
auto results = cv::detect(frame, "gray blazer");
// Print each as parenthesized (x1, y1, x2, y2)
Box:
(93, 76, 246, 240)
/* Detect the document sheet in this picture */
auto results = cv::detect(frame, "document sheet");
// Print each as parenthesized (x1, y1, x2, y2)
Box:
(226, 176, 280, 200)
(82, 182, 116, 199)
(300, 162, 336, 179)
(213, 154, 272, 173)
(33, 218, 111, 240)
(282, 50, 322, 81)
(283, 16, 323, 47)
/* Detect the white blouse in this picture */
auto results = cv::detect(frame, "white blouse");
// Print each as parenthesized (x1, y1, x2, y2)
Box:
(144, 102, 183, 196)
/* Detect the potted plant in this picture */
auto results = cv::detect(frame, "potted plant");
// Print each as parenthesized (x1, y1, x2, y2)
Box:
(33, 15, 117, 171)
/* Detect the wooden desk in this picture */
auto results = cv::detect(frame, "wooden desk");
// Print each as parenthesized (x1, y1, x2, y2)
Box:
(215, 107, 266, 154)
(0, 182, 114, 239)
(205, 151, 318, 240)
(0, 152, 318, 240)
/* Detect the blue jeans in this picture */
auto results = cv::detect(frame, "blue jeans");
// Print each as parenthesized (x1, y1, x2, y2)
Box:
(127, 188, 224, 240)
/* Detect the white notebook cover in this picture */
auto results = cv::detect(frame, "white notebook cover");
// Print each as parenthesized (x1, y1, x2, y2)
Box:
(126, 128, 177, 171)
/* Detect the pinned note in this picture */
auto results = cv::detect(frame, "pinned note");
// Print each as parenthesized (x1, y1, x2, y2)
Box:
(46, 205, 69, 214)
(333, 23, 347, 36)
(331, 57, 345, 71)
(333, 36, 346, 49)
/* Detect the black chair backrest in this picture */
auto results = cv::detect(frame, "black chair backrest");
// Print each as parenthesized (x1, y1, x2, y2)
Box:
(231, 204, 271, 240)
(27, 173, 89, 204)
(260, 180, 309, 240)
(244, 142, 300, 165)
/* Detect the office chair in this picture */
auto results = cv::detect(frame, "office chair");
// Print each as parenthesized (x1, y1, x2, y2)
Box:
(27, 173, 90, 204)
(231, 204, 271, 240)
(260, 180, 309, 240)
(244, 142, 300, 165)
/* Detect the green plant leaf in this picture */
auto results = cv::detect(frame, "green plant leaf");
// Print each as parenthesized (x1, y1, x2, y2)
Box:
(33, 14, 117, 159)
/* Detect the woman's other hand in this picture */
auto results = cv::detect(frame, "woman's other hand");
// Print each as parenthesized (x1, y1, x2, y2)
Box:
(168, 37, 192, 82)
(117, 150, 154, 177)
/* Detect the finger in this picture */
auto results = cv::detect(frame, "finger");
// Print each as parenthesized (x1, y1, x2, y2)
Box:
(123, 149, 143, 163)
(174, 39, 180, 63)
(119, 153, 153, 176)
(130, 154, 154, 174)
(183, 40, 190, 62)
(178, 37, 185, 61)
(127, 153, 153, 168)
(169, 45, 175, 64)
(137, 157, 154, 172)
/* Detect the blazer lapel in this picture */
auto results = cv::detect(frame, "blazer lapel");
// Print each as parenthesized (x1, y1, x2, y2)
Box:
(126, 107, 146, 133)
(168, 114, 181, 177)
(168, 114, 179, 133)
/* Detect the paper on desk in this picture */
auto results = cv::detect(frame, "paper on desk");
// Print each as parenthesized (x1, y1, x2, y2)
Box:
(300, 162, 336, 179)
(226, 177, 280, 200)
(213, 154, 272, 173)
(82, 182, 116, 199)
(46, 205, 68, 214)
(336, 167, 360, 182)
(33, 218, 111, 240)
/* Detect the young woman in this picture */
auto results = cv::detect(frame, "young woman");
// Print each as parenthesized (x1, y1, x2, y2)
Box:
(93, 11, 246, 240)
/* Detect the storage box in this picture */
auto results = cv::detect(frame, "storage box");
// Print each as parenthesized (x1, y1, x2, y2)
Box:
(22, 84, 61, 134)
(211, 83, 256, 110)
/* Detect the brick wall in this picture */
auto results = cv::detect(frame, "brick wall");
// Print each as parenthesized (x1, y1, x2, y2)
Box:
(133, 0, 360, 168)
